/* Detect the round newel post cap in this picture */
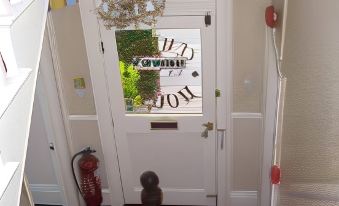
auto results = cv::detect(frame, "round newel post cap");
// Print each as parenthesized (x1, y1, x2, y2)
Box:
(140, 171, 163, 206)
(140, 171, 160, 190)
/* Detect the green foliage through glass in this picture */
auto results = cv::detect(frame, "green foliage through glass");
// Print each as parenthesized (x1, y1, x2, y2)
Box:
(119, 61, 139, 99)
(116, 30, 160, 107)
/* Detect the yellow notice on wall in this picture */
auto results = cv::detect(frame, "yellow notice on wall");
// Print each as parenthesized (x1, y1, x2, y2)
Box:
(73, 77, 86, 89)
(50, 0, 66, 10)
(73, 77, 86, 97)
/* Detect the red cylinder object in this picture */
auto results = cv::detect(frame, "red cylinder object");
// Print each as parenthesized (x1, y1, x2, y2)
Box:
(271, 165, 281, 185)
(78, 153, 103, 206)
(265, 5, 278, 28)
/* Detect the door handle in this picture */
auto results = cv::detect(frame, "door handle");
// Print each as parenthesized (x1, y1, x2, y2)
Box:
(201, 122, 213, 138)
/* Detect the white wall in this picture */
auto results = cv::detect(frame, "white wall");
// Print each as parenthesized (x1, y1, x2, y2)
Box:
(233, 0, 269, 113)
(26, 95, 58, 186)
(50, 5, 96, 116)
(50, 5, 109, 189)
(24, 5, 110, 205)
(232, 115, 263, 191)
(279, 1, 339, 205)
(232, 0, 270, 205)
(25, 92, 64, 205)
(232, 0, 269, 196)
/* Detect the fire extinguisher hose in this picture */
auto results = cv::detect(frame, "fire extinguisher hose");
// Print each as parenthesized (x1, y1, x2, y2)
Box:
(71, 147, 96, 196)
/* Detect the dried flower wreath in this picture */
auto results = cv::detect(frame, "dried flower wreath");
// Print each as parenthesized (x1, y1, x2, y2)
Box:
(97, 0, 166, 29)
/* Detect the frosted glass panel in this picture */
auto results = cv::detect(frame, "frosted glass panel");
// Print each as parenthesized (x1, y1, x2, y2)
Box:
(115, 29, 202, 114)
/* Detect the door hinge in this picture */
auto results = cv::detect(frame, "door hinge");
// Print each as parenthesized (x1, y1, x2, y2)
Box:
(205, 12, 212, 26)
(100, 41, 105, 54)
(215, 89, 221, 97)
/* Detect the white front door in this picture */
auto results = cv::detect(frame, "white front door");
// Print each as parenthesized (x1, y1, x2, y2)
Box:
(101, 15, 216, 205)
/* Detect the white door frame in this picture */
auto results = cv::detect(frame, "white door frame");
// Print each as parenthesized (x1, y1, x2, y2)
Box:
(78, 1, 126, 205)
(77, 0, 233, 205)
(216, 0, 233, 205)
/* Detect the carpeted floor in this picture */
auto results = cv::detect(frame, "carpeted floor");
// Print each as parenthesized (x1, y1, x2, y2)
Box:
(35, 205, 62, 206)
(35, 204, 194, 206)
(35, 204, 192, 206)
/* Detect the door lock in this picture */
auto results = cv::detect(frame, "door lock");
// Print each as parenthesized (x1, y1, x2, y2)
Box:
(201, 122, 213, 138)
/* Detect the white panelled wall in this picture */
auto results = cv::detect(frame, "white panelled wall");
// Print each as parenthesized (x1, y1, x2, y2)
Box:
(231, 114, 263, 206)
(25, 93, 64, 205)
(231, 0, 270, 205)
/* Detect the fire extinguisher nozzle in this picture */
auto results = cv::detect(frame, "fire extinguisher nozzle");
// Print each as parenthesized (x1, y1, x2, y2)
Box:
(80, 146, 96, 154)
(81, 146, 91, 153)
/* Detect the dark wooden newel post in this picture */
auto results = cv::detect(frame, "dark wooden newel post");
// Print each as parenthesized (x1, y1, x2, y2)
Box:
(140, 171, 163, 206)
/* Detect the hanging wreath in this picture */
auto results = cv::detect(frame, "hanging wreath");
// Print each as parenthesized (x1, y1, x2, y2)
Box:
(97, 0, 166, 29)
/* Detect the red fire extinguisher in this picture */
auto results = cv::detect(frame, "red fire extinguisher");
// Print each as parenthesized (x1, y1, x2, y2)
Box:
(72, 147, 103, 206)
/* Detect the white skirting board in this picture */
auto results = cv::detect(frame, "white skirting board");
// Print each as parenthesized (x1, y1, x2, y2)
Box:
(231, 191, 258, 206)
(30, 184, 112, 206)
(102, 188, 112, 205)
(29, 184, 64, 205)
